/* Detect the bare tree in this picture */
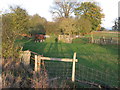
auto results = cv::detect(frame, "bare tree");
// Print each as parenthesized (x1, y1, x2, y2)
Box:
(51, 0, 79, 19)
(112, 18, 119, 31)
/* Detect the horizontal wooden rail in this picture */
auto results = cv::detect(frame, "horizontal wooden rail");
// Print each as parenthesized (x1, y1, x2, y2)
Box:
(30, 51, 40, 55)
(40, 56, 78, 62)
(30, 51, 43, 56)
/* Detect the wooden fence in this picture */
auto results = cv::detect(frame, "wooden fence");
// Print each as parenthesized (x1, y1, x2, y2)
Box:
(92, 37, 119, 45)
(20, 50, 78, 82)
(20, 50, 118, 87)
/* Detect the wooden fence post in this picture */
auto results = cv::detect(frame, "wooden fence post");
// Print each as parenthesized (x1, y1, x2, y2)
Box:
(35, 55, 42, 72)
(72, 52, 76, 82)
(35, 55, 38, 72)
(37, 55, 41, 71)
(91, 32, 94, 43)
(103, 36, 105, 44)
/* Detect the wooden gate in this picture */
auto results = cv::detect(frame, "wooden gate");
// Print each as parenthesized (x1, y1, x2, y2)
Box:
(34, 52, 78, 82)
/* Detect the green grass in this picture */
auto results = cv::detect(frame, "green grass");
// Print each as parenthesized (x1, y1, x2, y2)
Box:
(85, 31, 119, 39)
(45, 34, 58, 43)
(23, 40, 118, 72)
(73, 31, 120, 44)
(72, 38, 89, 43)
(18, 33, 119, 87)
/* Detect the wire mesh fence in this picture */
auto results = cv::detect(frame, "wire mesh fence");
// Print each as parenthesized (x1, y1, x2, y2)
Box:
(75, 63, 118, 88)
(44, 60, 72, 79)
(38, 60, 119, 88)
(73, 37, 119, 45)
(27, 51, 119, 88)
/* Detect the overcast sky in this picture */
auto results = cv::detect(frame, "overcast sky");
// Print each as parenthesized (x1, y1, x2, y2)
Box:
(0, 0, 119, 29)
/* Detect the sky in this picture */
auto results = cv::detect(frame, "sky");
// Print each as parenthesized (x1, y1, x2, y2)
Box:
(0, 0, 119, 30)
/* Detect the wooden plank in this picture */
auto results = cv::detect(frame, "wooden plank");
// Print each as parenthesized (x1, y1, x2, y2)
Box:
(40, 56, 78, 62)
(72, 52, 76, 82)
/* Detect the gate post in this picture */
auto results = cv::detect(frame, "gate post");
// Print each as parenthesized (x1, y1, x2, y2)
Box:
(37, 55, 41, 71)
(20, 50, 31, 66)
(35, 55, 38, 72)
(72, 52, 76, 82)
(35, 55, 42, 72)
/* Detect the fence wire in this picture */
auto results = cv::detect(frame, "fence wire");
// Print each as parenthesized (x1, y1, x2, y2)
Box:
(40, 60, 119, 88)
(75, 63, 118, 88)
(29, 51, 119, 88)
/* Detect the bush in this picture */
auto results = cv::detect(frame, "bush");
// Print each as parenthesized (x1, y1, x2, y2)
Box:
(2, 58, 33, 88)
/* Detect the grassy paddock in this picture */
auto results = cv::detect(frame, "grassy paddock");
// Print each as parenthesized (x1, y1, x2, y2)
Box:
(19, 36, 119, 87)
(73, 31, 120, 44)
(23, 40, 118, 72)
(18, 31, 119, 87)
(85, 31, 120, 39)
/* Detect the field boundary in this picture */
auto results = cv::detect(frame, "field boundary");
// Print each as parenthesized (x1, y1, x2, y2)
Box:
(20, 50, 118, 88)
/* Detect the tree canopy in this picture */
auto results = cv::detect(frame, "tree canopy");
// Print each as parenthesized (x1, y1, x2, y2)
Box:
(45, 21, 59, 35)
(29, 14, 47, 35)
(75, 2, 104, 31)
(58, 18, 76, 35)
(50, 1, 104, 35)
(75, 16, 92, 35)
(2, 6, 29, 58)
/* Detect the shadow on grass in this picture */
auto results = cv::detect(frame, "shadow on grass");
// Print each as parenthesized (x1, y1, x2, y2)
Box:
(99, 44, 119, 55)
(45, 42, 70, 58)
(22, 40, 47, 70)
(23, 40, 47, 55)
